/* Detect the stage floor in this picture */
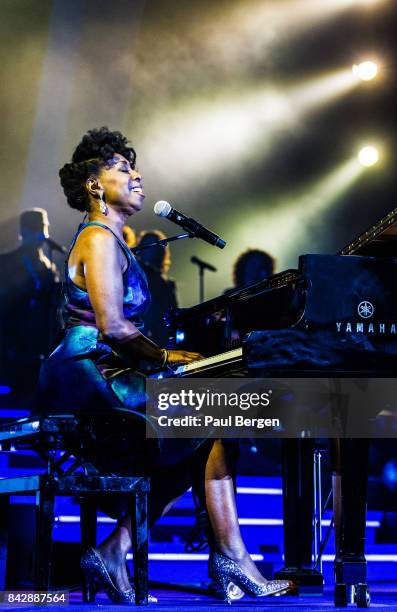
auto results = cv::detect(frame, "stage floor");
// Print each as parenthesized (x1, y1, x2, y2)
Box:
(2, 584, 396, 611)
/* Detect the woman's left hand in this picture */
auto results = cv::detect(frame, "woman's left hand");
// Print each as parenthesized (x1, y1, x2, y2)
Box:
(167, 350, 204, 366)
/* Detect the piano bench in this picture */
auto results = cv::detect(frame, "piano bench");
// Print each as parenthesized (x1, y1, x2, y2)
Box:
(0, 408, 150, 605)
(0, 474, 150, 604)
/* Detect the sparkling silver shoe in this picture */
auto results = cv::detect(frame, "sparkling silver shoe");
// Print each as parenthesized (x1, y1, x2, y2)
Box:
(209, 579, 245, 601)
(81, 547, 157, 604)
(209, 551, 292, 603)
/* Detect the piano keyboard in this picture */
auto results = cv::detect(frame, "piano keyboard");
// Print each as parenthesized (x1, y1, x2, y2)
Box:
(154, 347, 243, 378)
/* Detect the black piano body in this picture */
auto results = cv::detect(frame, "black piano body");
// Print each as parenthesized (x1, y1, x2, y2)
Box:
(167, 253, 397, 374)
(162, 206, 397, 607)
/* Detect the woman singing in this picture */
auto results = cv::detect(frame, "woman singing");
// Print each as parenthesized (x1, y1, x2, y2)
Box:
(39, 127, 291, 604)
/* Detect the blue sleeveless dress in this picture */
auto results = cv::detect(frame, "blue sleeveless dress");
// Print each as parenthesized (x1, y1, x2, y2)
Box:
(38, 222, 151, 414)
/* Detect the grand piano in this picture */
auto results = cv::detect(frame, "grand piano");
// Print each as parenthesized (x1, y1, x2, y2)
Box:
(160, 205, 397, 608)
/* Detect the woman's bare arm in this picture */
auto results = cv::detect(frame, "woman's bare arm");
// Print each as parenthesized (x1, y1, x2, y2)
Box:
(78, 227, 202, 364)
(80, 228, 138, 339)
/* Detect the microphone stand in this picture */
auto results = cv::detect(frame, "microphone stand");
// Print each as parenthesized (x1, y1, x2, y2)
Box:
(198, 262, 205, 303)
(190, 256, 217, 303)
(131, 232, 193, 254)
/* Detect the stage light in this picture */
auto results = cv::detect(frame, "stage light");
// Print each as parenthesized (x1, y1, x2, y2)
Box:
(383, 460, 397, 491)
(358, 146, 379, 167)
(352, 61, 378, 81)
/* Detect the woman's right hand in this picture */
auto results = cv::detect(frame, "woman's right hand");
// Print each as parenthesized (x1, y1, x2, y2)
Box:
(167, 350, 204, 366)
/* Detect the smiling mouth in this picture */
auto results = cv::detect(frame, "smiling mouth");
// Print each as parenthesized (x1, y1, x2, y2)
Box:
(131, 192, 145, 208)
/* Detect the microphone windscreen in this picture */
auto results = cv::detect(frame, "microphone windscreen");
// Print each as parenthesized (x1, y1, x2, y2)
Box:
(154, 200, 172, 217)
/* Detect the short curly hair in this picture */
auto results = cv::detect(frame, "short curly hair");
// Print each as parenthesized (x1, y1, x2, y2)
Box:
(233, 249, 275, 287)
(59, 127, 136, 212)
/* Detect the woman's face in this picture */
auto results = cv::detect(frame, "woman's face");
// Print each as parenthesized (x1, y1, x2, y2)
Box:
(98, 153, 145, 215)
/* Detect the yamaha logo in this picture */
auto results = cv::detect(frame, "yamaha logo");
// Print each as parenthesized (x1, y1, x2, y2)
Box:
(336, 299, 396, 333)
(358, 301, 374, 319)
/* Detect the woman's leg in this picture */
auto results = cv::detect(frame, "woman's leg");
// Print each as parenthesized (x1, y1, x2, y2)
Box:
(96, 439, 266, 589)
(205, 440, 267, 583)
(96, 456, 201, 590)
(96, 524, 132, 590)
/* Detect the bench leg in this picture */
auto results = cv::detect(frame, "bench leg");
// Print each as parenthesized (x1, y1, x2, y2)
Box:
(35, 489, 55, 591)
(80, 498, 97, 603)
(131, 491, 148, 605)
(80, 498, 97, 551)
(0, 496, 10, 590)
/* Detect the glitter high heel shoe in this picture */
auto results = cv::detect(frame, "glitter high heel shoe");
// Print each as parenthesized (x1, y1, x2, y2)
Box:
(208, 579, 245, 601)
(81, 547, 157, 604)
(209, 551, 292, 603)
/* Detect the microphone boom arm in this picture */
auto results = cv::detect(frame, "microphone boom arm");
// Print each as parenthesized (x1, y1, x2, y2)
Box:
(132, 232, 194, 254)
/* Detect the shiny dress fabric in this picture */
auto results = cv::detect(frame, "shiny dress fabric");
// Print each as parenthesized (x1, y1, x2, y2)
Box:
(38, 221, 150, 416)
(37, 222, 210, 518)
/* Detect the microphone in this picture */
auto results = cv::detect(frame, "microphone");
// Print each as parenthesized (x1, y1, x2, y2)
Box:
(191, 256, 217, 272)
(154, 201, 226, 249)
(44, 237, 66, 254)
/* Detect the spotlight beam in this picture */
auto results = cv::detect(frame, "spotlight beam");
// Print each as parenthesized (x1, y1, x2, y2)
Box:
(231, 158, 365, 266)
(139, 69, 361, 192)
(192, 156, 371, 303)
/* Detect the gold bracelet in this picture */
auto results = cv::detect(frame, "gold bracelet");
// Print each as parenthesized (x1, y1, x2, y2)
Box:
(160, 349, 169, 367)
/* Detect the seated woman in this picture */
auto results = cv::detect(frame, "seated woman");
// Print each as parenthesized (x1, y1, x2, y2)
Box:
(38, 127, 291, 604)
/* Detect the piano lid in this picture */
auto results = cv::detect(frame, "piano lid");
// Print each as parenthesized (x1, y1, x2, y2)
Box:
(166, 268, 300, 325)
(339, 204, 397, 257)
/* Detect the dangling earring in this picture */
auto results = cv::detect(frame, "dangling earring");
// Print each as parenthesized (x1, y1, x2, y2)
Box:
(99, 195, 108, 216)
